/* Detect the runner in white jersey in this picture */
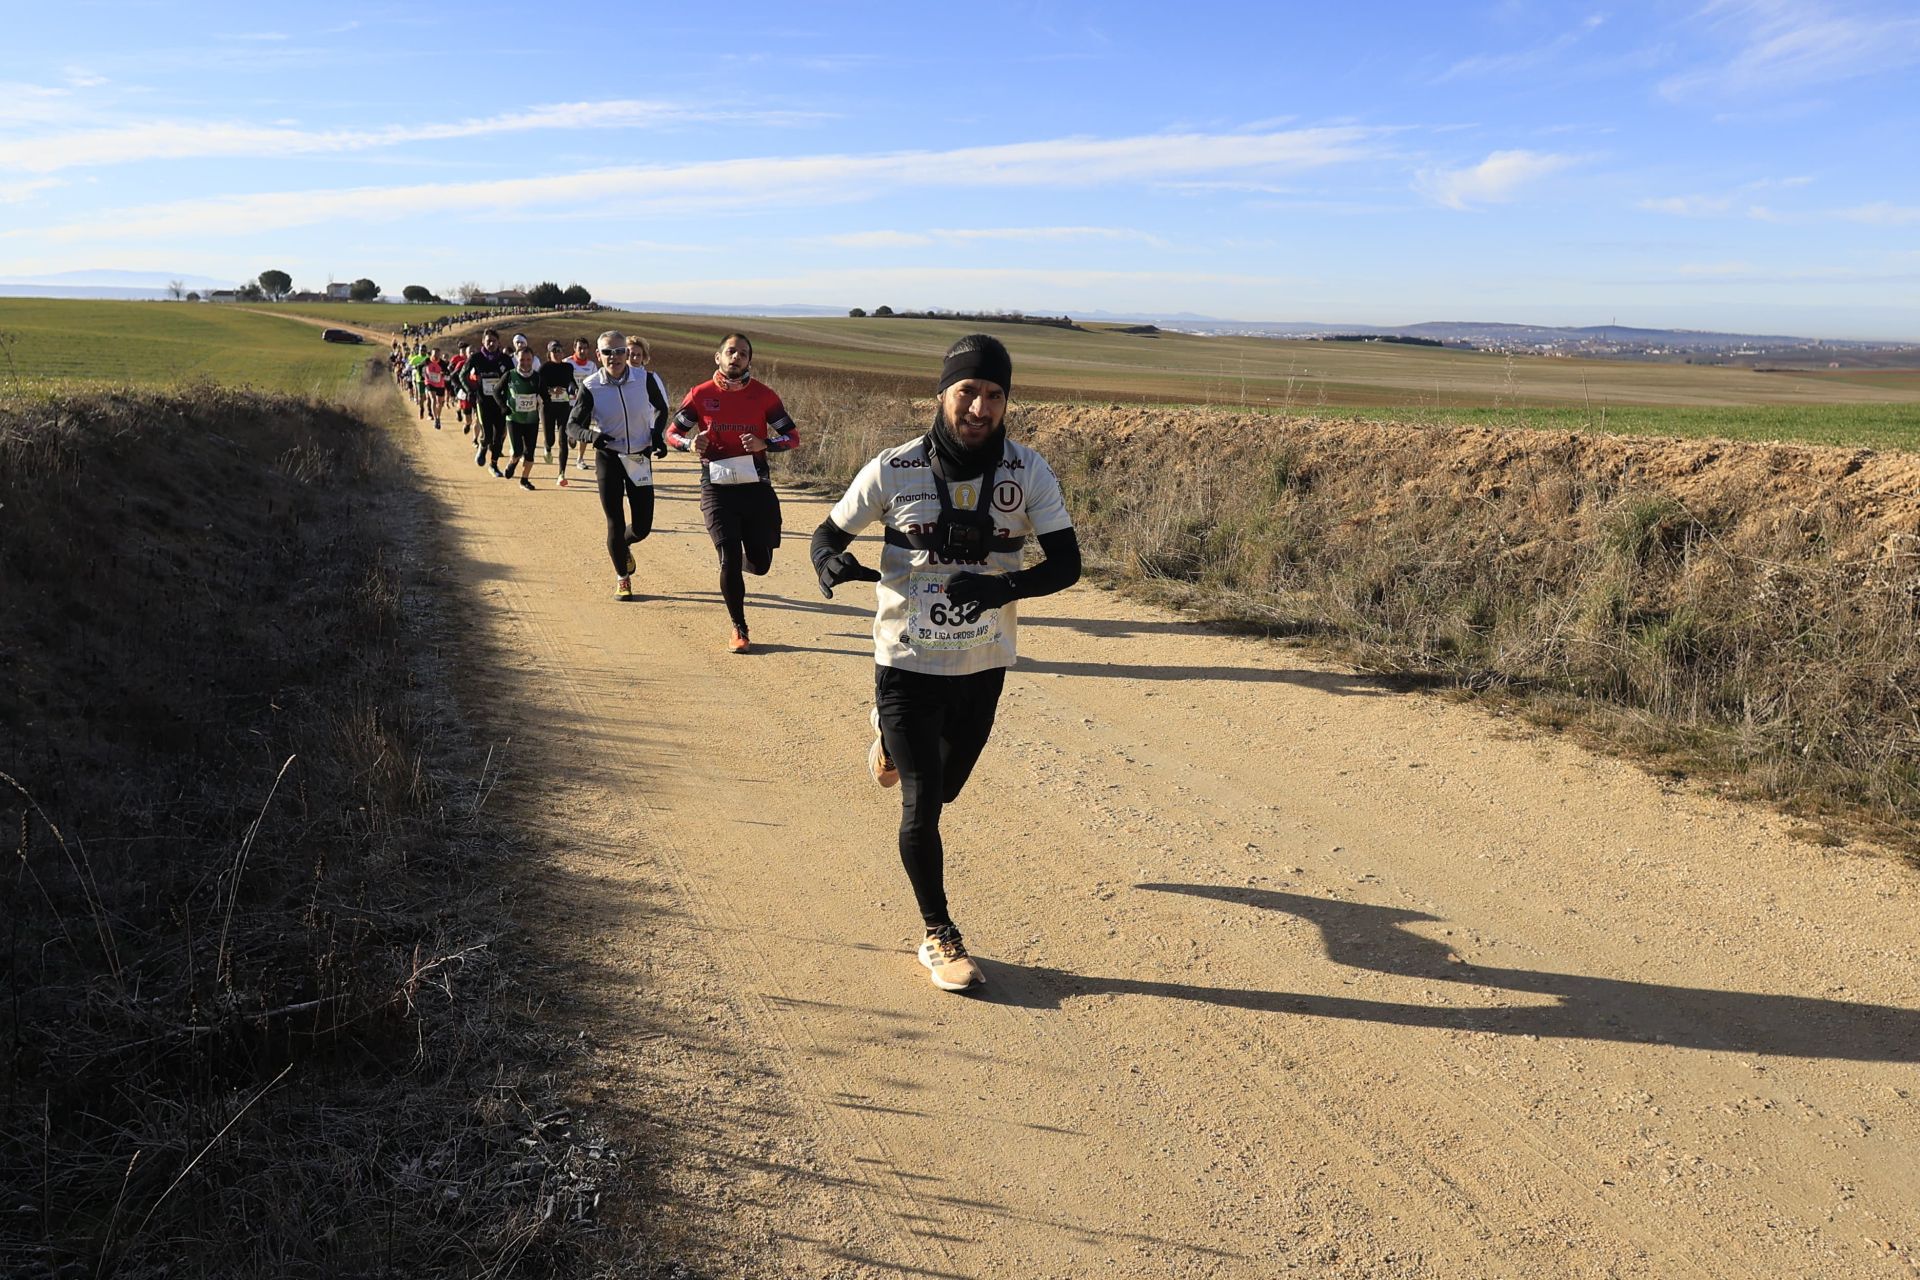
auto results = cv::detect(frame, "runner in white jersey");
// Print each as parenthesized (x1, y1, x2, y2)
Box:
(809, 334, 1080, 992)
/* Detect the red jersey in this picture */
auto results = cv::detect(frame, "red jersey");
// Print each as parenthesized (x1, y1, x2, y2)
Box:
(667, 377, 798, 459)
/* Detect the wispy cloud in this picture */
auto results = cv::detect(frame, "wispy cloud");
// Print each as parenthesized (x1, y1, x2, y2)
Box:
(0, 178, 63, 204)
(26, 126, 1385, 243)
(0, 81, 83, 126)
(1436, 12, 1609, 81)
(0, 100, 831, 173)
(1663, 0, 1920, 98)
(1639, 194, 1734, 216)
(1638, 175, 1814, 217)
(1415, 150, 1579, 210)
(1839, 202, 1920, 225)
(822, 226, 1170, 249)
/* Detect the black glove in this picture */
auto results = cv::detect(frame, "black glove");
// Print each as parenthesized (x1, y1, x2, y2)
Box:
(649, 432, 669, 459)
(592, 430, 620, 451)
(944, 572, 1016, 611)
(815, 551, 881, 599)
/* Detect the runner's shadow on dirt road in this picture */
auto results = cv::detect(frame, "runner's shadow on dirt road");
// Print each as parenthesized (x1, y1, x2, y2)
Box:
(978, 885, 1920, 1063)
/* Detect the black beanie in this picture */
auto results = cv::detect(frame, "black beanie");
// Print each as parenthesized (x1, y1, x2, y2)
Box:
(936, 334, 1013, 396)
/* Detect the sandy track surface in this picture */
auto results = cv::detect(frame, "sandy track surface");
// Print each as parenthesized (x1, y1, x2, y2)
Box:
(390, 396, 1918, 1279)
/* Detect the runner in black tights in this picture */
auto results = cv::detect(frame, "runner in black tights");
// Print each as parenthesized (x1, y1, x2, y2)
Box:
(566, 329, 670, 600)
(462, 329, 513, 474)
(809, 334, 1081, 992)
(663, 333, 798, 654)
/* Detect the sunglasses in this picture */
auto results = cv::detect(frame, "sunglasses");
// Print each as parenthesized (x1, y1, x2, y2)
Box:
(600, 347, 629, 356)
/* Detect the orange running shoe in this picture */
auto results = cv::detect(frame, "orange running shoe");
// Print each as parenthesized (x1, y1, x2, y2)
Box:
(867, 706, 898, 788)
(728, 625, 751, 654)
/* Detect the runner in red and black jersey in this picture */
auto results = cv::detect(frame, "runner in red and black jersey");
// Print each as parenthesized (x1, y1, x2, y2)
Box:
(664, 333, 799, 653)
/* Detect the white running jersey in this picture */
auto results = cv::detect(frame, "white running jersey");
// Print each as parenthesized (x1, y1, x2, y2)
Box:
(829, 435, 1072, 676)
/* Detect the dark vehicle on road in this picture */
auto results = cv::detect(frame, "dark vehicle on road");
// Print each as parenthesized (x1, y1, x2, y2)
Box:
(321, 328, 364, 344)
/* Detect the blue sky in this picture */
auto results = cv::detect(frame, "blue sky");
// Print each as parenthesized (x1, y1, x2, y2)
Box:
(3, 0, 1917, 338)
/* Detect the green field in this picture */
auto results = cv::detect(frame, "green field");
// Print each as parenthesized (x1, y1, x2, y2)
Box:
(0, 298, 376, 395)
(6, 299, 1918, 449)
(587, 310, 1920, 410)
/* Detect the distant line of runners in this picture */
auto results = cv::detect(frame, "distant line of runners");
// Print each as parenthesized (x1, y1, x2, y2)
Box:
(399, 325, 1081, 993)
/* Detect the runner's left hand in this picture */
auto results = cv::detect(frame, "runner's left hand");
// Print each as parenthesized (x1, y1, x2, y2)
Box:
(944, 573, 1015, 611)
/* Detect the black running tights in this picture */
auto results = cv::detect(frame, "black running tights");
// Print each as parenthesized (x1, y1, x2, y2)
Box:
(873, 664, 1007, 930)
(477, 401, 506, 463)
(717, 539, 774, 628)
(594, 453, 655, 572)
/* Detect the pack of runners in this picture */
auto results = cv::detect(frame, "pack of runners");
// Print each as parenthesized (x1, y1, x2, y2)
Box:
(415, 325, 1079, 994)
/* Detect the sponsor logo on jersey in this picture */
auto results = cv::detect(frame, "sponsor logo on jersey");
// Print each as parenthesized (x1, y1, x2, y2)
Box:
(889, 457, 931, 469)
(992, 480, 1024, 512)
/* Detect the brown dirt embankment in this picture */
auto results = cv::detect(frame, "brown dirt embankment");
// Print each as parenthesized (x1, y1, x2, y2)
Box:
(1017, 405, 1920, 849)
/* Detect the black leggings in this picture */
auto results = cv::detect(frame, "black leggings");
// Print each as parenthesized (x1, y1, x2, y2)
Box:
(700, 483, 780, 629)
(544, 404, 569, 456)
(595, 453, 655, 572)
(477, 400, 506, 463)
(717, 541, 773, 629)
(508, 418, 538, 461)
(874, 664, 1006, 931)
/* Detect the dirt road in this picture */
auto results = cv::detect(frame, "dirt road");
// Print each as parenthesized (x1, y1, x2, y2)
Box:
(391, 396, 1918, 1279)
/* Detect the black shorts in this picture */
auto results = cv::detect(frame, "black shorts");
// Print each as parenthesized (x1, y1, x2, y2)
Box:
(698, 481, 781, 553)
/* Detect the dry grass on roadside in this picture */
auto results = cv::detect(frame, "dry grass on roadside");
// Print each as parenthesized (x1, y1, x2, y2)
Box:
(767, 374, 1920, 854)
(1, 377, 597, 1277)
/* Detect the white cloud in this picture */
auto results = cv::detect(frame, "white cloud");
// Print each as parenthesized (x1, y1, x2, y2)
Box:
(1663, 0, 1920, 97)
(1437, 12, 1609, 81)
(823, 226, 1169, 249)
(0, 100, 831, 173)
(1840, 202, 1920, 225)
(825, 231, 935, 248)
(1639, 194, 1734, 216)
(26, 126, 1385, 243)
(1415, 150, 1579, 210)
(0, 82, 79, 127)
(0, 178, 63, 205)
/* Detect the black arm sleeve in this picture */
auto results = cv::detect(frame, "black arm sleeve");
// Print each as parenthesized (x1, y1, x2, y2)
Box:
(1006, 527, 1081, 600)
(809, 517, 855, 569)
(566, 388, 597, 443)
(646, 374, 670, 442)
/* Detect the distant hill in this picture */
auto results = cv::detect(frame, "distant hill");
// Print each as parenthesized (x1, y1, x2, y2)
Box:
(0, 269, 234, 301)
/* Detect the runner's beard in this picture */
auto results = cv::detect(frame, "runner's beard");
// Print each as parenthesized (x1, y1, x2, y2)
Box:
(928, 405, 1005, 481)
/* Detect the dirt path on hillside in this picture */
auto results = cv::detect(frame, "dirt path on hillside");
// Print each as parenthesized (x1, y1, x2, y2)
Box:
(385, 394, 1919, 1280)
